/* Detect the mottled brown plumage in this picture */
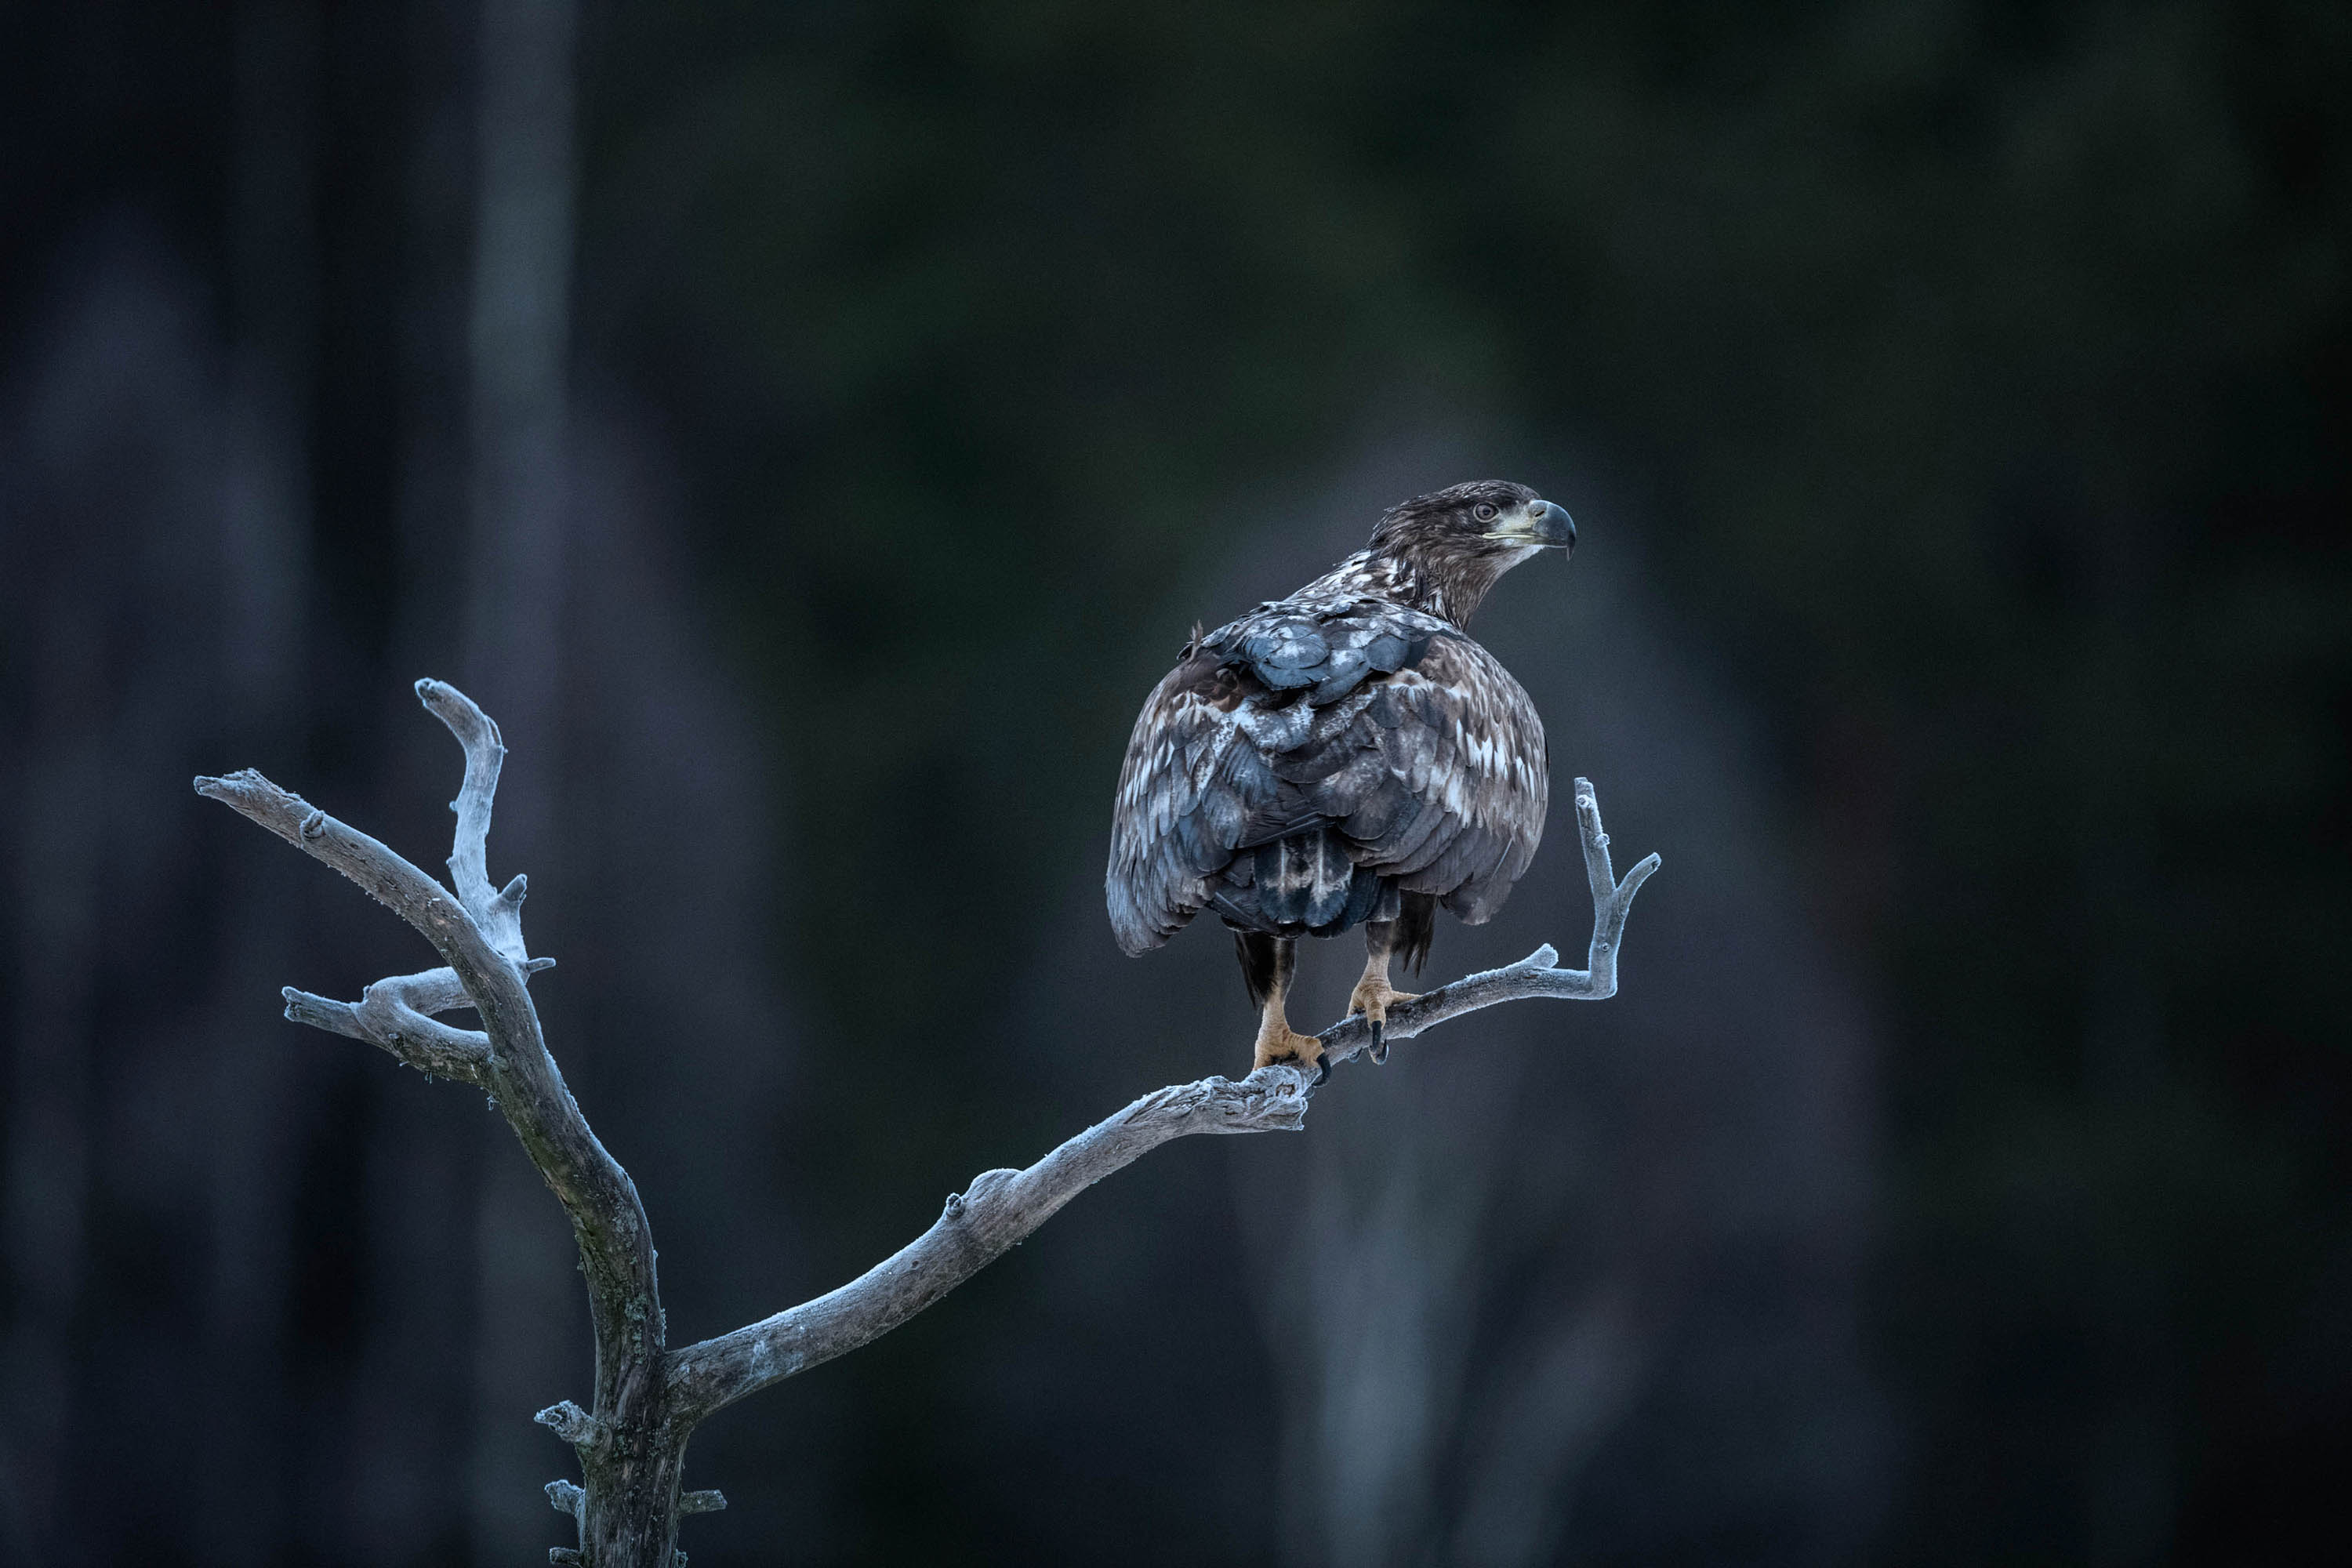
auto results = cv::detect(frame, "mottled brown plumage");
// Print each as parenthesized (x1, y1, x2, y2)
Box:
(1106, 481, 1575, 1076)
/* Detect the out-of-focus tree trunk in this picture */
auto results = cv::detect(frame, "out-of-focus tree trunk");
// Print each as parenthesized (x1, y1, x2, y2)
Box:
(465, 0, 582, 1558)
(0, 478, 107, 1566)
(191, 3, 321, 1559)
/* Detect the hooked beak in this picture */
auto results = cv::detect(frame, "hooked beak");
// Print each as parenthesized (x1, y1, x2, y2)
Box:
(1532, 499, 1575, 549)
(1487, 499, 1576, 550)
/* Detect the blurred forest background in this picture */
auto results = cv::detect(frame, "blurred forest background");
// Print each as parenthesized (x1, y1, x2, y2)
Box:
(2, 1, 2347, 1563)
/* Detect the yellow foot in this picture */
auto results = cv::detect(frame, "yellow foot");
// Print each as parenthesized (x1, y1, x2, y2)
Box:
(1252, 1023, 1329, 1083)
(1347, 977, 1421, 1064)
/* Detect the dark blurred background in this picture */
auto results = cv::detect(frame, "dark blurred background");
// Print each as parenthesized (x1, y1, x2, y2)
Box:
(2, 1, 2346, 1563)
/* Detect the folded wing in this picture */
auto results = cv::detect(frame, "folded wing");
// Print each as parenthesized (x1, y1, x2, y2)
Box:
(1107, 599, 1548, 954)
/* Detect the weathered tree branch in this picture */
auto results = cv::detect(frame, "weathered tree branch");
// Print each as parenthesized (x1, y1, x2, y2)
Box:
(198, 681, 675, 1566)
(278, 966, 494, 1086)
(198, 684, 1658, 1566)
(665, 776, 1660, 1421)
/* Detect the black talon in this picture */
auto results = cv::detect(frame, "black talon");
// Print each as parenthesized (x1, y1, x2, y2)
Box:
(1311, 1053, 1332, 1087)
(1370, 1018, 1388, 1065)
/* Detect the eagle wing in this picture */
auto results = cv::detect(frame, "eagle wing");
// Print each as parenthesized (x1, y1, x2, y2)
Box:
(1106, 598, 1548, 954)
(1332, 633, 1549, 917)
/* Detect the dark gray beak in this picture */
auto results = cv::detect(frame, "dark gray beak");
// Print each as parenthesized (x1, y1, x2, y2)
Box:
(1534, 500, 1576, 549)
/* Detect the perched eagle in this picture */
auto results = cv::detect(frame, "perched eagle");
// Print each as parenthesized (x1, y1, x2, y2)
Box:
(1107, 480, 1574, 1080)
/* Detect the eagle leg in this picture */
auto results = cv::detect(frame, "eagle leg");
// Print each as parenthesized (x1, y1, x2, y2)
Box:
(1243, 934, 1327, 1082)
(1348, 919, 1421, 1065)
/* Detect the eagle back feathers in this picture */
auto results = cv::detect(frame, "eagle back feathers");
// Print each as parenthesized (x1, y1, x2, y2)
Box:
(1107, 561, 1549, 955)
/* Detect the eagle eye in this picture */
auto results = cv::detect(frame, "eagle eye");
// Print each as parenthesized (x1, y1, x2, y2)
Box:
(1472, 502, 1499, 522)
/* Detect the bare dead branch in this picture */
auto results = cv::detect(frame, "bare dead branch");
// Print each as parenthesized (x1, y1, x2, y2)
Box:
(665, 775, 1661, 1421)
(199, 683, 1657, 1567)
(1316, 778, 1661, 1069)
(665, 1068, 1315, 1418)
(420, 678, 532, 967)
(196, 704, 659, 1382)
(278, 967, 492, 1085)
(196, 681, 676, 1566)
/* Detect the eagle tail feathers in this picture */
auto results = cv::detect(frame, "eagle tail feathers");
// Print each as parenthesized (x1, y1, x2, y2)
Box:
(1397, 891, 1438, 975)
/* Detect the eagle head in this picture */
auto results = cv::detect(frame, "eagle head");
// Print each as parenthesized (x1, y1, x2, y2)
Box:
(1363, 480, 1575, 624)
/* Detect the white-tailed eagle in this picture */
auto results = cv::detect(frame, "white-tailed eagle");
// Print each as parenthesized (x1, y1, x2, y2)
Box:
(1107, 481, 1575, 1079)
